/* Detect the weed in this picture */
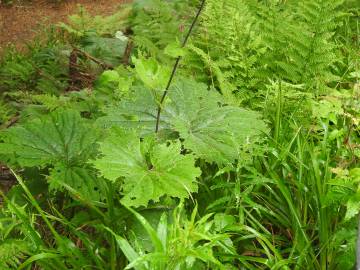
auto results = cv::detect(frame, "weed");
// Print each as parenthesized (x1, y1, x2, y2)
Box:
(0, 0, 359, 269)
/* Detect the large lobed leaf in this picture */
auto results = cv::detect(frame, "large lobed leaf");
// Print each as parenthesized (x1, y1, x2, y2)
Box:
(96, 84, 173, 135)
(168, 79, 268, 164)
(0, 110, 106, 201)
(99, 78, 268, 165)
(92, 127, 201, 207)
(0, 109, 99, 167)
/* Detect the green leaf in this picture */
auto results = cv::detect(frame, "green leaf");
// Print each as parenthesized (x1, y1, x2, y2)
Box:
(164, 41, 187, 58)
(49, 164, 106, 202)
(82, 34, 128, 66)
(126, 207, 171, 253)
(312, 98, 343, 123)
(0, 109, 99, 167)
(93, 69, 133, 105)
(18, 253, 63, 270)
(126, 206, 164, 252)
(157, 213, 168, 250)
(331, 228, 356, 270)
(345, 194, 360, 221)
(104, 227, 145, 270)
(95, 70, 121, 91)
(214, 213, 236, 231)
(132, 57, 170, 90)
(168, 79, 268, 164)
(99, 78, 267, 165)
(97, 85, 172, 134)
(0, 239, 30, 269)
(92, 127, 201, 207)
(350, 168, 360, 181)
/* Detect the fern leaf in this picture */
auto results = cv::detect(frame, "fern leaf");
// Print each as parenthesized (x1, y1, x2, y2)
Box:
(0, 239, 30, 269)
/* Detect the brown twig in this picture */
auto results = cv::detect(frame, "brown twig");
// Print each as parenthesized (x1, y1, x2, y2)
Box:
(0, 114, 20, 130)
(72, 47, 114, 70)
(122, 39, 133, 66)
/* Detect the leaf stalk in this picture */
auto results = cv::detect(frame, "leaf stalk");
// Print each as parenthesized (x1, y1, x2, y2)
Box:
(155, 0, 206, 133)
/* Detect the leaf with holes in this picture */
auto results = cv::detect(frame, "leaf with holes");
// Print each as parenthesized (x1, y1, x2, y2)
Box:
(49, 164, 107, 202)
(92, 127, 200, 207)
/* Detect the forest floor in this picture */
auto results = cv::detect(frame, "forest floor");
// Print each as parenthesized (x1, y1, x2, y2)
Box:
(0, 0, 130, 195)
(0, 0, 129, 53)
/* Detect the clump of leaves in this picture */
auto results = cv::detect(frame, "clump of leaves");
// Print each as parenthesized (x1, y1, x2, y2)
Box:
(109, 204, 234, 270)
(99, 62, 268, 165)
(0, 110, 106, 201)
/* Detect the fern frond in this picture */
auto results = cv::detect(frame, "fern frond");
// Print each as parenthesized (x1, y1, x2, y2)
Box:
(188, 0, 346, 97)
(0, 239, 30, 269)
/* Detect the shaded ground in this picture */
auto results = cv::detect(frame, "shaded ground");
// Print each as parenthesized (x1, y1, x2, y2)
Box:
(0, 0, 130, 53)
(0, 0, 131, 198)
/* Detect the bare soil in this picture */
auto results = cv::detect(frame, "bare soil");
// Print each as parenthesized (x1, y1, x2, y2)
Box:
(0, 0, 130, 53)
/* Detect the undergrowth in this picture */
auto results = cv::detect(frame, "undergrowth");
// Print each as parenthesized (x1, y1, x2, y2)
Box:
(0, 0, 359, 269)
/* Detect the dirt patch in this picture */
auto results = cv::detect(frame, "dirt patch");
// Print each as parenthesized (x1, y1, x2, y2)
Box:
(0, 0, 130, 53)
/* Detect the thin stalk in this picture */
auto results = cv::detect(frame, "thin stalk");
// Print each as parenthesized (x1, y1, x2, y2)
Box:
(0, 189, 43, 247)
(155, 0, 206, 133)
(356, 17, 360, 270)
(50, 206, 105, 269)
(357, 215, 360, 270)
(107, 183, 117, 270)
(310, 132, 331, 270)
(274, 80, 282, 142)
(8, 170, 68, 269)
(11, 169, 62, 243)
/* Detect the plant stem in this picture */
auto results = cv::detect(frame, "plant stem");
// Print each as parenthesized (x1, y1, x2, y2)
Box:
(155, 0, 206, 133)
(107, 183, 117, 270)
(11, 169, 62, 243)
(274, 80, 282, 143)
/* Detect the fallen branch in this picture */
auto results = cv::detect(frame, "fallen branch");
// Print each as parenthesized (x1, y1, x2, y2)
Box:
(72, 47, 114, 70)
